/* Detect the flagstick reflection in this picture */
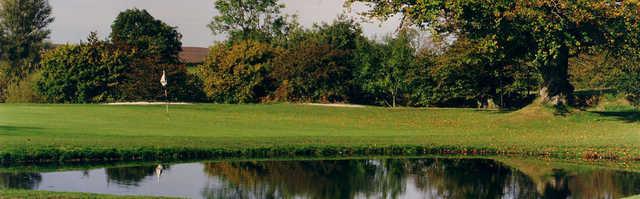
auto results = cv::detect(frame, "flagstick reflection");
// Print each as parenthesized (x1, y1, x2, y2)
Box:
(155, 164, 164, 184)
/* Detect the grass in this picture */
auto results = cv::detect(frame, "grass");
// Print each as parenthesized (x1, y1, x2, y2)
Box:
(0, 103, 638, 164)
(0, 189, 177, 199)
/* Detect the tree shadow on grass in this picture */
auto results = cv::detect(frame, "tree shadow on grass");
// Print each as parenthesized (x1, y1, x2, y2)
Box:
(0, 125, 43, 135)
(590, 110, 640, 123)
(472, 109, 514, 115)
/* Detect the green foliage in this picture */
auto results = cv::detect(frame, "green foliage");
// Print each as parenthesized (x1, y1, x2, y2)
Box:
(570, 53, 619, 90)
(349, 0, 640, 105)
(271, 39, 350, 102)
(109, 9, 203, 102)
(116, 59, 204, 102)
(357, 30, 418, 107)
(429, 38, 538, 108)
(198, 40, 278, 103)
(36, 38, 134, 103)
(33, 9, 201, 103)
(405, 49, 436, 107)
(615, 68, 640, 107)
(311, 17, 363, 54)
(0, 0, 53, 96)
(37, 32, 202, 103)
(209, 0, 296, 42)
(110, 9, 182, 64)
(311, 18, 364, 102)
(269, 19, 364, 103)
(4, 71, 42, 103)
(430, 39, 495, 107)
(0, 61, 9, 101)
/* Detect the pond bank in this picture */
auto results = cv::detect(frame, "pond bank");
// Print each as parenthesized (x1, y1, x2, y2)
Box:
(1, 104, 638, 165)
(1, 144, 636, 166)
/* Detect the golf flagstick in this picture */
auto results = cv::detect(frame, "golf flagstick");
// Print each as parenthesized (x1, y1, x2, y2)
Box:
(160, 70, 168, 114)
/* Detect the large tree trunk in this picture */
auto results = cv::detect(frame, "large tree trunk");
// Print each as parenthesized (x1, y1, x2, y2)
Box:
(539, 46, 574, 106)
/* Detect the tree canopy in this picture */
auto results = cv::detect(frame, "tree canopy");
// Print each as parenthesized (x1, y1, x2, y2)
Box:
(349, 0, 640, 106)
(37, 34, 135, 103)
(209, 0, 296, 42)
(359, 30, 416, 107)
(0, 0, 53, 80)
(110, 8, 182, 64)
(198, 40, 279, 103)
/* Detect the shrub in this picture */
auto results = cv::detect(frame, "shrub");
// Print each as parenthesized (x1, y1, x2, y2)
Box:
(37, 36, 202, 103)
(270, 39, 351, 102)
(110, 8, 182, 64)
(405, 49, 436, 107)
(428, 38, 538, 108)
(0, 61, 9, 102)
(5, 72, 42, 103)
(37, 42, 135, 103)
(355, 31, 418, 107)
(616, 70, 640, 107)
(116, 58, 205, 102)
(198, 40, 279, 103)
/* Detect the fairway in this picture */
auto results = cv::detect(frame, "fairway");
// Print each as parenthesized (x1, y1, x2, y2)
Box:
(1, 103, 639, 162)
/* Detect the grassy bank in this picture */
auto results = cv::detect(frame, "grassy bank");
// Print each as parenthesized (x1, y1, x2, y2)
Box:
(0, 189, 176, 199)
(0, 103, 638, 164)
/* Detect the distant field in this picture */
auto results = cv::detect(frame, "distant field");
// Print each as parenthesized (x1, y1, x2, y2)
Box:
(0, 103, 638, 163)
(178, 46, 208, 64)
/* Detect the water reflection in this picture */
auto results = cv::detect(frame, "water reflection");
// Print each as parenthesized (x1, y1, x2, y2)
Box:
(104, 165, 157, 186)
(0, 172, 41, 189)
(200, 159, 539, 199)
(0, 158, 638, 199)
(103, 165, 170, 186)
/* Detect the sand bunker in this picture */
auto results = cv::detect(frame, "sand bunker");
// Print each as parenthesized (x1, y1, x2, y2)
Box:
(105, 102, 193, 105)
(302, 103, 366, 108)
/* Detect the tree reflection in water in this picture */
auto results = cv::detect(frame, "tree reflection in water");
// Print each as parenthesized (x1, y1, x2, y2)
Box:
(201, 160, 384, 199)
(0, 158, 638, 199)
(0, 172, 42, 189)
(200, 158, 640, 199)
(104, 165, 170, 186)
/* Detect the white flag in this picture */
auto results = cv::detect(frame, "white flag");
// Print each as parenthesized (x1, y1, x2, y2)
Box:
(160, 70, 167, 87)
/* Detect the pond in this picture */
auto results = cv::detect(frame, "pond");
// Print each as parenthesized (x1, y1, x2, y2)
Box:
(1, 157, 639, 199)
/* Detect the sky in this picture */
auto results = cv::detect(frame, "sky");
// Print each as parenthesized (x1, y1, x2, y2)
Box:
(48, 0, 401, 47)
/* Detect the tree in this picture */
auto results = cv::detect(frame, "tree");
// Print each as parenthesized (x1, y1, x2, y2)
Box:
(616, 70, 640, 107)
(209, 0, 296, 42)
(612, 55, 640, 107)
(110, 8, 182, 64)
(312, 17, 363, 54)
(313, 17, 366, 102)
(0, 0, 53, 101)
(429, 38, 503, 107)
(349, 0, 640, 107)
(110, 9, 202, 102)
(198, 40, 278, 103)
(359, 31, 416, 107)
(37, 32, 203, 103)
(407, 48, 436, 107)
(37, 34, 135, 103)
(270, 39, 351, 102)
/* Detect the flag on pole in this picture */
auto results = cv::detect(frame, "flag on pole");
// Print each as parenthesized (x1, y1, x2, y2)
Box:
(161, 70, 169, 114)
(160, 70, 167, 87)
